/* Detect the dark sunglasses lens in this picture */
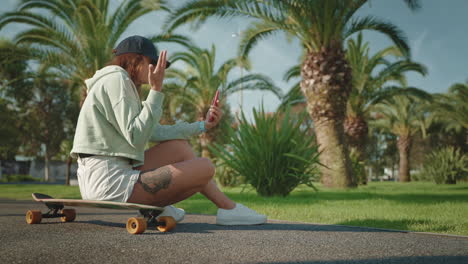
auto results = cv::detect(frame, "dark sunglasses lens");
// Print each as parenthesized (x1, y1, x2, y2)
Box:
(151, 59, 158, 65)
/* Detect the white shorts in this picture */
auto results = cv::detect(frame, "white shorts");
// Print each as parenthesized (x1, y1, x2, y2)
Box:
(76, 156, 141, 203)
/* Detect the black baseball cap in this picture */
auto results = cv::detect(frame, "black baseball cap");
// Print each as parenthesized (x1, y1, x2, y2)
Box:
(114, 35, 171, 68)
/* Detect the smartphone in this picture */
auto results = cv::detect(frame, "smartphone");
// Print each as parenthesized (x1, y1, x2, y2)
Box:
(209, 89, 220, 122)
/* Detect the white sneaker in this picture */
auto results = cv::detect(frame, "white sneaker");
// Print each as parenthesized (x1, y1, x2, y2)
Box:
(158, 205, 185, 223)
(216, 203, 267, 225)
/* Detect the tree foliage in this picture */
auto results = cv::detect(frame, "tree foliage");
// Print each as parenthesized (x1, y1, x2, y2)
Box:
(164, 43, 282, 157)
(421, 147, 468, 184)
(209, 105, 320, 196)
(0, 0, 177, 104)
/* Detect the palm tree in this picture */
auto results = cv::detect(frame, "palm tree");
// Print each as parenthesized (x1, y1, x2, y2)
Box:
(164, 44, 282, 158)
(344, 33, 427, 183)
(0, 0, 188, 105)
(163, 0, 421, 188)
(25, 68, 74, 182)
(276, 34, 428, 184)
(370, 93, 432, 182)
(0, 38, 35, 104)
(0, 39, 34, 179)
(431, 82, 468, 130)
(427, 82, 468, 154)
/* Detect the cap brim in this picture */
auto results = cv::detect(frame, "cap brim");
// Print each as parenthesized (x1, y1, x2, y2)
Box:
(152, 56, 171, 69)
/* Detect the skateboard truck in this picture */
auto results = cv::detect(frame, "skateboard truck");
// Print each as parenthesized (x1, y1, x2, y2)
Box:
(42, 203, 65, 219)
(138, 209, 169, 228)
(138, 209, 159, 224)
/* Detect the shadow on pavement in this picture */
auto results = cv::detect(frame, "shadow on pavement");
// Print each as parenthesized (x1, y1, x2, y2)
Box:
(75, 219, 407, 235)
(337, 218, 457, 234)
(251, 255, 468, 264)
(174, 222, 405, 234)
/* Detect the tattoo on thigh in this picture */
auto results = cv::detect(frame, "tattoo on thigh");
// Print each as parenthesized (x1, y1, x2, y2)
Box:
(138, 166, 172, 194)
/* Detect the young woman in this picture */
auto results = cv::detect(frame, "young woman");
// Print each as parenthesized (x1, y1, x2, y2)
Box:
(70, 35, 266, 225)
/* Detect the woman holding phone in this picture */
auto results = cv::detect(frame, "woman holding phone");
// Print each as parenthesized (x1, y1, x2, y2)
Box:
(70, 35, 266, 225)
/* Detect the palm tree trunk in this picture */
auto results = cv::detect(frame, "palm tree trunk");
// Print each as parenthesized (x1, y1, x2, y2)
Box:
(344, 116, 368, 157)
(397, 134, 412, 182)
(198, 111, 214, 158)
(314, 119, 355, 187)
(344, 116, 369, 184)
(300, 46, 356, 188)
(200, 133, 211, 158)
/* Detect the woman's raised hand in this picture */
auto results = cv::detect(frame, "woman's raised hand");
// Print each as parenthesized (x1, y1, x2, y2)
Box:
(204, 102, 223, 130)
(148, 50, 167, 92)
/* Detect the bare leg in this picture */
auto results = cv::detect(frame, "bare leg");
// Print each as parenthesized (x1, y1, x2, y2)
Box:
(131, 140, 235, 209)
(200, 180, 235, 209)
(127, 157, 214, 206)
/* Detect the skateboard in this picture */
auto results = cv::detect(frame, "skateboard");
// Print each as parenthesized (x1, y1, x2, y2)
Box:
(26, 193, 176, 234)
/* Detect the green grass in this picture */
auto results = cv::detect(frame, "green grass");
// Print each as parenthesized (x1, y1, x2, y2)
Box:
(1, 182, 467, 236)
(0, 184, 81, 200)
(176, 181, 468, 236)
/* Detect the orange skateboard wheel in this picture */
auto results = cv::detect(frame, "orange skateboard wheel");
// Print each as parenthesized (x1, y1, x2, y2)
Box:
(156, 216, 176, 232)
(127, 217, 147, 234)
(60, 209, 76, 222)
(26, 210, 42, 224)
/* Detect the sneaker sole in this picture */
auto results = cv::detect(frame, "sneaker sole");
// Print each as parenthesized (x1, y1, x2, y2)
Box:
(216, 218, 267, 226)
(176, 215, 184, 223)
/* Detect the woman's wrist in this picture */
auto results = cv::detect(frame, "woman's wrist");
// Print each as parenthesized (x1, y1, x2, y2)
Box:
(199, 121, 207, 133)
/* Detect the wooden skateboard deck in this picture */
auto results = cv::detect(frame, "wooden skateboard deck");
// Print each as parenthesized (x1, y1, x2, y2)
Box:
(26, 193, 176, 234)
(32, 193, 163, 210)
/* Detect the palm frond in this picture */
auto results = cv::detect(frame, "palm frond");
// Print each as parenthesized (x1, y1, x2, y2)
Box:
(149, 33, 194, 49)
(343, 15, 410, 57)
(17, 0, 76, 27)
(225, 73, 283, 99)
(368, 86, 432, 108)
(403, 0, 422, 11)
(215, 58, 241, 84)
(238, 21, 284, 58)
(277, 82, 305, 112)
(169, 47, 204, 70)
(283, 65, 301, 82)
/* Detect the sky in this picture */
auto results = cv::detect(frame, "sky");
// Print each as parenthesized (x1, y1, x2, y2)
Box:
(1, 0, 467, 121)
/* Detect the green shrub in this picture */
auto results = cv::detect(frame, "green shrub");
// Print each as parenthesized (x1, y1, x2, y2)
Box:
(411, 170, 426, 181)
(0, 174, 39, 183)
(209, 106, 320, 197)
(421, 147, 468, 184)
(213, 157, 243, 187)
(349, 148, 367, 185)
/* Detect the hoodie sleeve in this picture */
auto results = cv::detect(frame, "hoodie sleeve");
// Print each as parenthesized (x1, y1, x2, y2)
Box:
(150, 120, 204, 142)
(109, 76, 165, 150)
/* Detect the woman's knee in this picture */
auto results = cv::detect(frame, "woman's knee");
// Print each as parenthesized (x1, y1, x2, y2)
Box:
(196, 157, 216, 182)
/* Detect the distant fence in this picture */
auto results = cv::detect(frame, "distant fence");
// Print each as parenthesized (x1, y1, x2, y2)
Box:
(0, 160, 77, 182)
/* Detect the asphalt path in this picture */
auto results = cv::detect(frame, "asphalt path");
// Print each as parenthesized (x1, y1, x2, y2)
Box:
(1, 198, 467, 264)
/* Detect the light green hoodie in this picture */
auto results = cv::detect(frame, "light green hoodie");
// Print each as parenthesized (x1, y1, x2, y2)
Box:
(70, 65, 204, 167)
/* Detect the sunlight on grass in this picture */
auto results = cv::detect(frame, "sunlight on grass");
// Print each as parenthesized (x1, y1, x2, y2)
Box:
(175, 181, 468, 236)
(0, 184, 81, 200)
(1, 182, 467, 236)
